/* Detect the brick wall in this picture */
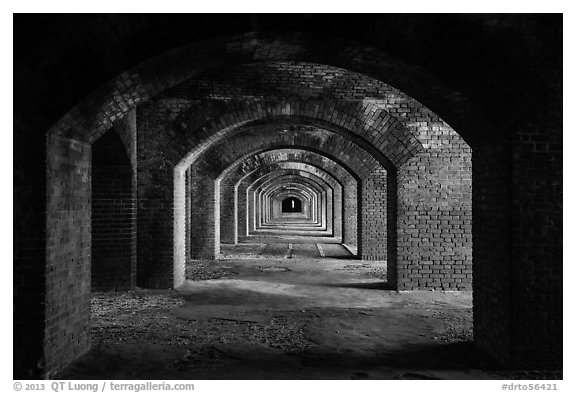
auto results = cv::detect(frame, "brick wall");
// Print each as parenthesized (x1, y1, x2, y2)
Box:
(509, 99, 562, 368)
(14, 17, 562, 377)
(188, 164, 217, 259)
(359, 167, 388, 262)
(136, 101, 180, 288)
(256, 176, 330, 234)
(217, 152, 347, 241)
(236, 183, 249, 240)
(473, 92, 562, 368)
(397, 125, 473, 291)
(473, 142, 512, 364)
(219, 180, 236, 244)
(223, 161, 344, 242)
(251, 175, 323, 231)
(91, 128, 136, 291)
(342, 180, 358, 247)
(14, 119, 47, 379)
(45, 135, 91, 377)
(136, 97, 471, 291)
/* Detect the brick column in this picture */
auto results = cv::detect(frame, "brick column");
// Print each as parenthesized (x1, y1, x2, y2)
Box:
(91, 130, 136, 291)
(359, 167, 388, 261)
(45, 135, 91, 377)
(188, 165, 217, 259)
(219, 180, 236, 244)
(342, 180, 358, 246)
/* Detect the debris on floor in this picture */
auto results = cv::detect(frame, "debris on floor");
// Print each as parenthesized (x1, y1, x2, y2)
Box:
(186, 261, 238, 280)
(56, 243, 561, 380)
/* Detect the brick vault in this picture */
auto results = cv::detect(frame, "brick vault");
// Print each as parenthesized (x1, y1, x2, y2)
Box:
(13, 14, 562, 378)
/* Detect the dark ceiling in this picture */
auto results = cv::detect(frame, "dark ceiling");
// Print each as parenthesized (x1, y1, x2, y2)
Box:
(13, 14, 562, 131)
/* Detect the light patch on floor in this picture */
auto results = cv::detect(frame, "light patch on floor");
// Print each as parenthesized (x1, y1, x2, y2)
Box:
(54, 241, 554, 380)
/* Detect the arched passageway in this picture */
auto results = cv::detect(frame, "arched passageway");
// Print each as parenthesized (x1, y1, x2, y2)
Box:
(13, 15, 561, 379)
(282, 197, 303, 213)
(91, 127, 136, 291)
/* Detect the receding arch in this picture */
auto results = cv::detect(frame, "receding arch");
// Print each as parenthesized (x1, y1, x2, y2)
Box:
(174, 123, 393, 283)
(41, 32, 477, 378)
(233, 164, 349, 244)
(47, 32, 493, 148)
(218, 159, 345, 244)
(281, 197, 303, 213)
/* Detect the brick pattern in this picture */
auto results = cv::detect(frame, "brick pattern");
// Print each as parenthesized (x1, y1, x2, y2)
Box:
(45, 32, 489, 154)
(136, 100, 386, 258)
(184, 119, 385, 179)
(16, 20, 562, 378)
(167, 98, 416, 171)
(114, 109, 138, 170)
(236, 169, 324, 239)
(342, 180, 358, 246)
(91, 129, 136, 291)
(472, 87, 563, 369)
(14, 119, 46, 379)
(137, 97, 471, 286)
(45, 135, 91, 377)
(188, 165, 217, 259)
(473, 143, 512, 364)
(218, 181, 237, 244)
(136, 102, 179, 288)
(236, 183, 249, 240)
(508, 98, 562, 368)
(359, 167, 388, 262)
(397, 125, 472, 291)
(54, 66, 473, 380)
(252, 174, 327, 234)
(222, 162, 342, 242)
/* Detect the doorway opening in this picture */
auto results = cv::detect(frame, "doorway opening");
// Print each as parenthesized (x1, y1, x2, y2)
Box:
(282, 197, 303, 213)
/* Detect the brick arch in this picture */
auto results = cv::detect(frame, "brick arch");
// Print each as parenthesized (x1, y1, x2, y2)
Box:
(227, 168, 338, 241)
(280, 195, 303, 212)
(225, 150, 353, 193)
(251, 174, 330, 234)
(253, 165, 341, 227)
(234, 163, 342, 216)
(175, 131, 380, 265)
(226, 159, 345, 192)
(233, 161, 357, 255)
(261, 177, 323, 217)
(173, 123, 385, 265)
(227, 158, 350, 244)
(255, 174, 328, 203)
(15, 18, 557, 379)
(91, 128, 136, 291)
(42, 32, 476, 378)
(170, 102, 411, 174)
(176, 132, 386, 267)
(199, 126, 378, 180)
(47, 32, 490, 147)
(219, 148, 350, 187)
(172, 120, 392, 279)
(218, 155, 346, 244)
(232, 171, 334, 243)
(270, 187, 320, 230)
(245, 169, 335, 199)
(171, 117, 391, 281)
(253, 174, 328, 199)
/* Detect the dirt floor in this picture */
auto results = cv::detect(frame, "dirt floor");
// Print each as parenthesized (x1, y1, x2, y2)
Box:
(56, 241, 562, 380)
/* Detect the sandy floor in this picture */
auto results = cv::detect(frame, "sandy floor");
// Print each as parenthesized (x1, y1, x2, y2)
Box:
(56, 242, 561, 380)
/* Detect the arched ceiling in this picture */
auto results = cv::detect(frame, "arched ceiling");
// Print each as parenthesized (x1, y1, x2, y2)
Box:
(15, 14, 560, 142)
(185, 124, 386, 180)
(221, 153, 345, 191)
(236, 166, 348, 206)
(256, 175, 325, 199)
